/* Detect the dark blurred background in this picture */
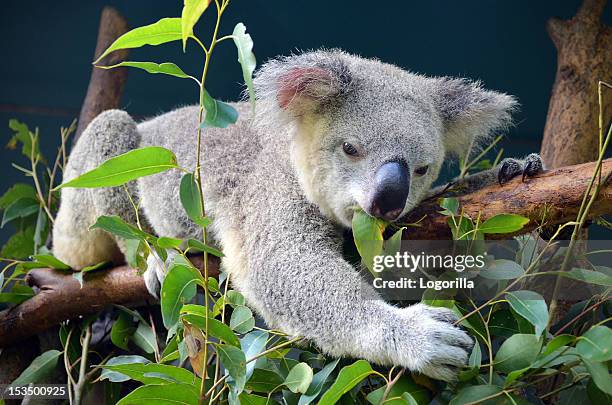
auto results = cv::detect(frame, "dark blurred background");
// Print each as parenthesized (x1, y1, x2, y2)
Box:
(1, 0, 610, 244)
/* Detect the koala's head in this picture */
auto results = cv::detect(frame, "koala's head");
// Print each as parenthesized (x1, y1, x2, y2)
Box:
(255, 50, 517, 228)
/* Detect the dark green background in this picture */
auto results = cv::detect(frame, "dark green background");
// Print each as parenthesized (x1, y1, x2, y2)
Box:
(1, 0, 610, 244)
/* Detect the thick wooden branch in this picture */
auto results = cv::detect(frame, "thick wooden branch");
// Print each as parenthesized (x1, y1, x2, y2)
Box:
(1, 160, 610, 347)
(401, 159, 611, 238)
(0, 257, 219, 348)
(74, 6, 129, 141)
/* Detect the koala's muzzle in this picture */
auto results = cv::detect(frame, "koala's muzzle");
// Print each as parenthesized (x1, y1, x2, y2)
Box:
(369, 161, 410, 221)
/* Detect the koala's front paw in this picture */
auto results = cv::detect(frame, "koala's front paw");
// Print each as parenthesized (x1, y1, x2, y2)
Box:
(497, 153, 544, 185)
(400, 304, 473, 382)
(144, 251, 177, 298)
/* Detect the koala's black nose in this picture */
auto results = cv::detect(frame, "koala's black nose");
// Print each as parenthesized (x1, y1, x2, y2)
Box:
(369, 161, 410, 221)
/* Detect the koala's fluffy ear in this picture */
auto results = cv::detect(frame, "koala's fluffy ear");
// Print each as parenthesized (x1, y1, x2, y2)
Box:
(433, 78, 518, 156)
(254, 53, 352, 120)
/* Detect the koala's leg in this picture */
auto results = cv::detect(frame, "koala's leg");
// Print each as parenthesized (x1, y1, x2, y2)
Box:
(53, 110, 143, 269)
(240, 201, 472, 381)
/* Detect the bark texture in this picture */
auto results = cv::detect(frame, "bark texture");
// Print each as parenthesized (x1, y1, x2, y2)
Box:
(540, 0, 611, 168)
(1, 160, 610, 347)
(74, 6, 129, 141)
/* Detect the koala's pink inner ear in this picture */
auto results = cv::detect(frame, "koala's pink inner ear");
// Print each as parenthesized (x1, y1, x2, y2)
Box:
(277, 67, 334, 110)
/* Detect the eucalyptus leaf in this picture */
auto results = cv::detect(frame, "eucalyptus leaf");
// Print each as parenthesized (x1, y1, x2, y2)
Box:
(201, 90, 239, 128)
(494, 334, 541, 373)
(111, 310, 136, 350)
(180, 173, 204, 224)
(352, 210, 385, 273)
(319, 360, 375, 405)
(230, 305, 255, 334)
(58, 146, 178, 189)
(30, 254, 70, 270)
(241, 330, 269, 380)
(480, 259, 524, 280)
(181, 0, 212, 50)
(232, 23, 256, 108)
(116, 383, 199, 405)
(576, 325, 612, 362)
(506, 290, 548, 338)
(298, 358, 340, 405)
(90, 215, 149, 241)
(12, 350, 62, 385)
(284, 362, 313, 394)
(98, 61, 195, 81)
(217, 344, 247, 394)
(479, 214, 529, 234)
(95, 18, 183, 64)
(449, 385, 503, 405)
(1, 197, 38, 227)
(161, 264, 203, 329)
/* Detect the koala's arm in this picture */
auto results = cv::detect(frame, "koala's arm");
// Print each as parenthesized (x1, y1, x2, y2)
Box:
(242, 196, 471, 381)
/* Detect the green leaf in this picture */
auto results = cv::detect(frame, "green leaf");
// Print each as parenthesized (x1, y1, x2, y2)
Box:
(30, 254, 70, 270)
(95, 18, 183, 64)
(226, 290, 245, 307)
(100, 355, 150, 382)
(131, 321, 157, 354)
(582, 358, 612, 395)
(116, 383, 199, 405)
(1, 227, 35, 259)
(544, 268, 612, 287)
(161, 264, 203, 329)
(480, 259, 524, 280)
(157, 236, 183, 249)
(90, 215, 149, 241)
(7, 119, 39, 159)
(0, 183, 36, 209)
(319, 360, 375, 405)
(1, 197, 38, 227)
(285, 363, 313, 394)
(180, 173, 205, 225)
(12, 350, 61, 385)
(576, 326, 612, 362)
(98, 61, 195, 80)
(439, 197, 459, 216)
(541, 334, 575, 357)
(181, 0, 212, 51)
(232, 23, 257, 108)
(0, 284, 34, 304)
(201, 91, 239, 129)
(217, 344, 247, 394)
(494, 334, 542, 373)
(102, 363, 199, 385)
(479, 214, 529, 234)
(230, 305, 255, 334)
(298, 359, 340, 405)
(58, 146, 178, 189)
(239, 393, 269, 405)
(246, 368, 284, 392)
(449, 385, 503, 405)
(383, 227, 404, 256)
(506, 290, 548, 338)
(241, 330, 268, 380)
(366, 374, 430, 405)
(181, 306, 240, 347)
(448, 215, 475, 240)
(111, 310, 136, 350)
(187, 238, 224, 257)
(352, 210, 385, 273)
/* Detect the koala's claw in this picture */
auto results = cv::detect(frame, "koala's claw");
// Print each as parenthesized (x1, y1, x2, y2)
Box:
(143, 251, 177, 298)
(401, 304, 473, 382)
(498, 154, 544, 185)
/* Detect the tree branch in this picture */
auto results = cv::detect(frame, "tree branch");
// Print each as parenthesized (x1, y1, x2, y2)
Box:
(0, 160, 610, 347)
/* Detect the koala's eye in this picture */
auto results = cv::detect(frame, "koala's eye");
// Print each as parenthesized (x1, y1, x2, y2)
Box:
(415, 165, 429, 176)
(342, 142, 358, 156)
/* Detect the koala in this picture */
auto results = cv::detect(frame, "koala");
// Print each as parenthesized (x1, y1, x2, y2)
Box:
(53, 49, 543, 381)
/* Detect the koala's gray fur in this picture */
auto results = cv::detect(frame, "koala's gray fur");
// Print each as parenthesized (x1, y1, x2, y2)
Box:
(53, 49, 539, 381)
